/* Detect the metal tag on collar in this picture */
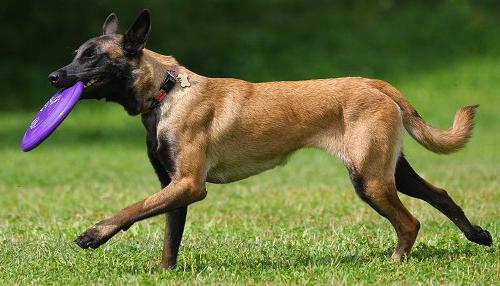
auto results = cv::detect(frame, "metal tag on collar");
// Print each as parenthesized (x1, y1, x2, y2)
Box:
(178, 73, 191, 87)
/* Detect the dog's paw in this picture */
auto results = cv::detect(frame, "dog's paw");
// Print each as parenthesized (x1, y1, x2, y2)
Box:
(74, 221, 120, 249)
(466, 225, 493, 246)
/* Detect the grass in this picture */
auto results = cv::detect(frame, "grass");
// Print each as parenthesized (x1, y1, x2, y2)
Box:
(0, 57, 498, 285)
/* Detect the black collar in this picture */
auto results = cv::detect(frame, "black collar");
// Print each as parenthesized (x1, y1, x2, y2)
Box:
(141, 70, 177, 114)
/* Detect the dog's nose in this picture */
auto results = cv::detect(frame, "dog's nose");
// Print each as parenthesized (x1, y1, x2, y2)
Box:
(48, 72, 60, 86)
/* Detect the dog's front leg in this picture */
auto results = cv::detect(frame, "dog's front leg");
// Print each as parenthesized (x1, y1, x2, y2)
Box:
(74, 177, 206, 249)
(148, 150, 188, 269)
(161, 207, 187, 269)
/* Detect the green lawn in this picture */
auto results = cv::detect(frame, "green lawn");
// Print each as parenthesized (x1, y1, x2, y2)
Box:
(0, 58, 498, 285)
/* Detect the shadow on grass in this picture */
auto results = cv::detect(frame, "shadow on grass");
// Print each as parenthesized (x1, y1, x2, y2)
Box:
(157, 243, 490, 273)
(410, 242, 490, 261)
(157, 248, 388, 273)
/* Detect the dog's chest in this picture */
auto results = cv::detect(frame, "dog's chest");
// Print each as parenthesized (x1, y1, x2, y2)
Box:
(141, 110, 160, 149)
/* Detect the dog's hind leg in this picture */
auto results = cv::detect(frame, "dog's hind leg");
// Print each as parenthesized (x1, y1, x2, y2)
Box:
(348, 169, 420, 261)
(394, 154, 492, 246)
(342, 98, 420, 261)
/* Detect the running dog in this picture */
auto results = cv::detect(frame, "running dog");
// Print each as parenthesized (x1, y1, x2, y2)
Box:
(48, 10, 492, 269)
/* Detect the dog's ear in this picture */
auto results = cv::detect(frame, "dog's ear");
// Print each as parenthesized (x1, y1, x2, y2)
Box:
(123, 9, 151, 55)
(102, 13, 119, 35)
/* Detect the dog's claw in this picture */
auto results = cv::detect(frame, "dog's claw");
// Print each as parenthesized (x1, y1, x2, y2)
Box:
(74, 222, 119, 249)
(466, 225, 493, 246)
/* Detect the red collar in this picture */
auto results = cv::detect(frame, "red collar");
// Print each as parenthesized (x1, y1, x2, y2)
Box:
(141, 70, 178, 114)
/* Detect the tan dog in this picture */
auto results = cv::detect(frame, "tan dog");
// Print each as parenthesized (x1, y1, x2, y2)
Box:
(47, 10, 492, 269)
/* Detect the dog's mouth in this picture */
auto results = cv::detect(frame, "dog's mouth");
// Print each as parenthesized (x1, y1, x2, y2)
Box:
(83, 76, 107, 91)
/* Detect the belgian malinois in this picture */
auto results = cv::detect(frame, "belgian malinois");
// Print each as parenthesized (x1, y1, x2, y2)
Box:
(47, 10, 492, 269)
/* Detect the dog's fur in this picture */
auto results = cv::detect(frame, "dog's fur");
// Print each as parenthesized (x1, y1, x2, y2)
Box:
(48, 10, 492, 269)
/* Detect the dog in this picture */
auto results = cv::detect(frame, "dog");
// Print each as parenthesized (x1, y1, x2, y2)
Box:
(47, 10, 492, 269)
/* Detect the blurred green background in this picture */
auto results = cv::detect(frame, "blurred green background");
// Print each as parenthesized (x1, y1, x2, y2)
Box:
(0, 1, 499, 284)
(1, 0, 499, 110)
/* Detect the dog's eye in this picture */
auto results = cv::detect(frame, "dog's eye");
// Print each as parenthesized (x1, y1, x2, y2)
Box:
(82, 48, 96, 59)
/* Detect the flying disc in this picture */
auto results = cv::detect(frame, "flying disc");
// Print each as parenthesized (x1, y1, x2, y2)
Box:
(20, 81, 84, 151)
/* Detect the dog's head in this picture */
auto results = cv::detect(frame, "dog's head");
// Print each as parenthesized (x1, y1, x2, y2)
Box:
(48, 10, 152, 115)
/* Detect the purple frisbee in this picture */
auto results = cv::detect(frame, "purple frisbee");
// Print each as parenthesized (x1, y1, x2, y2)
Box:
(20, 81, 84, 151)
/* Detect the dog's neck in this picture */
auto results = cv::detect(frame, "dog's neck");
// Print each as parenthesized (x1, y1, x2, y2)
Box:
(132, 49, 181, 114)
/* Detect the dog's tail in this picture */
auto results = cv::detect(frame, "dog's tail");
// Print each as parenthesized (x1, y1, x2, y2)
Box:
(370, 80, 478, 154)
